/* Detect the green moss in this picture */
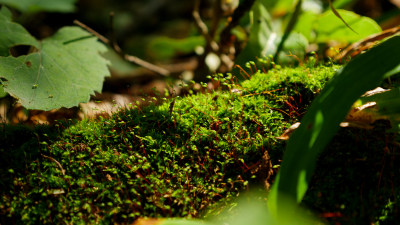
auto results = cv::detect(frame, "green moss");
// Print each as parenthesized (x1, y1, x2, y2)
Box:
(0, 65, 339, 224)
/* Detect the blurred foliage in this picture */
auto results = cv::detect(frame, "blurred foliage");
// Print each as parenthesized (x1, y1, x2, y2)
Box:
(148, 36, 205, 61)
(0, 0, 77, 13)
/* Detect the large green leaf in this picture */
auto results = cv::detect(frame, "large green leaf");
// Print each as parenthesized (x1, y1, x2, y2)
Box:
(332, 0, 358, 9)
(294, 11, 317, 41)
(315, 9, 381, 43)
(268, 36, 400, 212)
(0, 26, 110, 110)
(0, 0, 76, 13)
(0, 7, 38, 56)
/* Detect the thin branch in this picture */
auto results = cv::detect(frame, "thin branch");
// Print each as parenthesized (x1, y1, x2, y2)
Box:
(108, 11, 118, 50)
(41, 154, 66, 176)
(192, 0, 220, 52)
(192, 0, 234, 70)
(209, 0, 223, 39)
(74, 20, 170, 76)
(74, 20, 109, 44)
(273, 0, 303, 61)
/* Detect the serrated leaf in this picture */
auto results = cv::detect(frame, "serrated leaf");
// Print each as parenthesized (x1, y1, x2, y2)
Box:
(315, 9, 382, 43)
(0, 0, 77, 13)
(0, 7, 38, 56)
(0, 26, 110, 110)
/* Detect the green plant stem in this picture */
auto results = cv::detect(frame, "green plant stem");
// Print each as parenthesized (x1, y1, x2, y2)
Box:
(273, 0, 303, 62)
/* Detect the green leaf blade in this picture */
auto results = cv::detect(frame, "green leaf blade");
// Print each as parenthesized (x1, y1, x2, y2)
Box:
(268, 36, 400, 211)
(0, 26, 110, 110)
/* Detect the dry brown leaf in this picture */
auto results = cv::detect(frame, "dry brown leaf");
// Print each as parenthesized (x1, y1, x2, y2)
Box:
(276, 122, 301, 140)
(276, 88, 392, 140)
(334, 25, 400, 61)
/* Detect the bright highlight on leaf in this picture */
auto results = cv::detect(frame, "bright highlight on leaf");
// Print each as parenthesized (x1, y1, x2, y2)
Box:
(0, 10, 110, 110)
(315, 9, 382, 43)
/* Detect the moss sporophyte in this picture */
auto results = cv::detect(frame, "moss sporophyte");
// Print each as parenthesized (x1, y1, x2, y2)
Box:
(0, 65, 340, 224)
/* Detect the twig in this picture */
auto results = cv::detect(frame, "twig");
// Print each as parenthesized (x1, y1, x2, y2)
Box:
(108, 11, 118, 50)
(192, 0, 220, 52)
(73, 20, 170, 76)
(41, 154, 66, 176)
(209, 0, 223, 39)
(273, 0, 303, 61)
(74, 19, 109, 44)
(192, 0, 234, 70)
(219, 0, 256, 46)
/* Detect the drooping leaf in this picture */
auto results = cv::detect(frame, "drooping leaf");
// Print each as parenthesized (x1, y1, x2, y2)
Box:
(268, 36, 400, 212)
(0, 0, 77, 13)
(0, 26, 110, 110)
(0, 85, 7, 98)
(0, 6, 38, 56)
(328, 0, 357, 34)
(315, 9, 382, 43)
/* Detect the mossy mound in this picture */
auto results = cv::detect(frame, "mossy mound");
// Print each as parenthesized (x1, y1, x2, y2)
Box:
(0, 65, 339, 224)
